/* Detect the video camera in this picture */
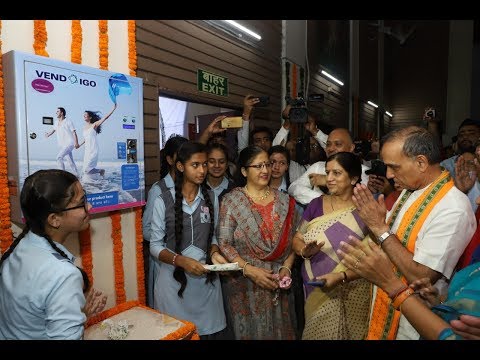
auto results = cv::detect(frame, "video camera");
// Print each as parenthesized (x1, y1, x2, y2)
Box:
(285, 93, 324, 123)
(285, 93, 325, 165)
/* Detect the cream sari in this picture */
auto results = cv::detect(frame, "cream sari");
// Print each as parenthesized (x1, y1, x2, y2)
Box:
(301, 201, 372, 340)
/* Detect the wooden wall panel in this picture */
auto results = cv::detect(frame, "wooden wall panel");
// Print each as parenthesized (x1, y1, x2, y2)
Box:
(136, 20, 282, 190)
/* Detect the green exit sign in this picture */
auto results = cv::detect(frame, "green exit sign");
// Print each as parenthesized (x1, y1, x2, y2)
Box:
(197, 69, 228, 97)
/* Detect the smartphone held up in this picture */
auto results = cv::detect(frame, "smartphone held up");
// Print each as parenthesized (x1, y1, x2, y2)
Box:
(220, 116, 243, 129)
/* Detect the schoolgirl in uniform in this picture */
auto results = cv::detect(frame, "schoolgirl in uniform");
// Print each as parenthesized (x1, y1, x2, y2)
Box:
(142, 135, 188, 307)
(0, 169, 92, 339)
(205, 142, 235, 203)
(149, 141, 228, 339)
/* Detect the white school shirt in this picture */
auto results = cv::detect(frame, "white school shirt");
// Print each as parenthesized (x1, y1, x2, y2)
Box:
(0, 232, 86, 339)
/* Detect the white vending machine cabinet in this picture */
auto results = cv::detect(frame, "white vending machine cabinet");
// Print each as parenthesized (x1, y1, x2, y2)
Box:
(4, 50, 145, 222)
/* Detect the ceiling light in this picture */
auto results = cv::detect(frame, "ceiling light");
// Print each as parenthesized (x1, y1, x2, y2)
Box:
(385, 111, 393, 117)
(321, 70, 344, 86)
(368, 101, 378, 108)
(222, 20, 261, 40)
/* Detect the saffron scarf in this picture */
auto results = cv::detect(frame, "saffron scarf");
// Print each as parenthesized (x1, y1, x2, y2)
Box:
(366, 170, 453, 340)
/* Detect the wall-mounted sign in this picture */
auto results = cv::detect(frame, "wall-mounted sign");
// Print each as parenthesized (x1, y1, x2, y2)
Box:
(197, 69, 228, 97)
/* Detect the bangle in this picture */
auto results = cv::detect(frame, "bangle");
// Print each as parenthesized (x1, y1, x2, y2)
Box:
(278, 265, 292, 276)
(210, 250, 219, 258)
(392, 287, 415, 310)
(242, 262, 251, 277)
(388, 284, 409, 300)
(341, 271, 348, 285)
(301, 246, 312, 260)
(172, 253, 178, 267)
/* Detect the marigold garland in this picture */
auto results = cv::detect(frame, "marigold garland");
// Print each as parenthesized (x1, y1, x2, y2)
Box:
(85, 300, 199, 340)
(98, 20, 108, 70)
(127, 20, 137, 76)
(79, 228, 93, 285)
(71, 20, 82, 64)
(0, 20, 13, 255)
(111, 210, 126, 304)
(128, 22, 145, 305)
(135, 207, 146, 304)
(33, 20, 49, 57)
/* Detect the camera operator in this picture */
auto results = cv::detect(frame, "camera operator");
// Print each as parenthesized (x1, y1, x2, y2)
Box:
(272, 105, 326, 182)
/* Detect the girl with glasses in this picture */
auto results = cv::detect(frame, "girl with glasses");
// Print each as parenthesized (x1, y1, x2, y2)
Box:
(0, 169, 105, 339)
(218, 145, 300, 339)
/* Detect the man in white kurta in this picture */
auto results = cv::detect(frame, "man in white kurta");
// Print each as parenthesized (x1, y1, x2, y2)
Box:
(350, 126, 476, 340)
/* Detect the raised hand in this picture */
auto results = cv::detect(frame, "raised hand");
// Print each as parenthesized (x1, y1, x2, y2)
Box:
(454, 155, 476, 193)
(243, 94, 259, 120)
(337, 236, 399, 293)
(352, 183, 388, 235)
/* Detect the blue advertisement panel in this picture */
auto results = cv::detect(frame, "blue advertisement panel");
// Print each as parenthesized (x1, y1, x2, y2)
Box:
(4, 51, 145, 219)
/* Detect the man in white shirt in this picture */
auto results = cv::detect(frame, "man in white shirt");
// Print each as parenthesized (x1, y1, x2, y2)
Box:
(350, 126, 476, 340)
(288, 128, 370, 206)
(272, 106, 327, 183)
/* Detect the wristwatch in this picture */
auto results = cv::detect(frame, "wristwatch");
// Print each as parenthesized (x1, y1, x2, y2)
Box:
(377, 230, 394, 245)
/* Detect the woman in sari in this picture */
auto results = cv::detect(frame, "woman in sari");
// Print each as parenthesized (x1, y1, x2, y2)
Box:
(291, 152, 372, 340)
(218, 145, 300, 340)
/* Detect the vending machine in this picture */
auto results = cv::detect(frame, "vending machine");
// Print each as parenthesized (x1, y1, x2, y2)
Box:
(3, 50, 145, 222)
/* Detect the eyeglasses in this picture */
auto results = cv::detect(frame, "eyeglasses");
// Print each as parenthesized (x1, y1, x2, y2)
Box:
(56, 192, 89, 213)
(245, 161, 273, 170)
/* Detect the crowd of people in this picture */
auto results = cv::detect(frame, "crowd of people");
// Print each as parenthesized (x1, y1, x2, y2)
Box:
(1, 96, 480, 340)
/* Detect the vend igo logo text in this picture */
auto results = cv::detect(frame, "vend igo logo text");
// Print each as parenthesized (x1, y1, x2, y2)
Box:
(32, 70, 97, 93)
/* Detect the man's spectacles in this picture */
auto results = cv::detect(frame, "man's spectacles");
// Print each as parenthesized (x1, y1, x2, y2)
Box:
(245, 161, 273, 170)
(56, 192, 89, 213)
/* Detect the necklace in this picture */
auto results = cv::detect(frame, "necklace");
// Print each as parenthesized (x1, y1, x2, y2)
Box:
(330, 195, 335, 211)
(244, 185, 270, 201)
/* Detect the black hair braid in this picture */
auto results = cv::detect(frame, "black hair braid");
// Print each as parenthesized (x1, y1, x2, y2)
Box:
(43, 232, 90, 292)
(173, 170, 187, 298)
(159, 151, 170, 179)
(201, 185, 216, 285)
(0, 226, 29, 266)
